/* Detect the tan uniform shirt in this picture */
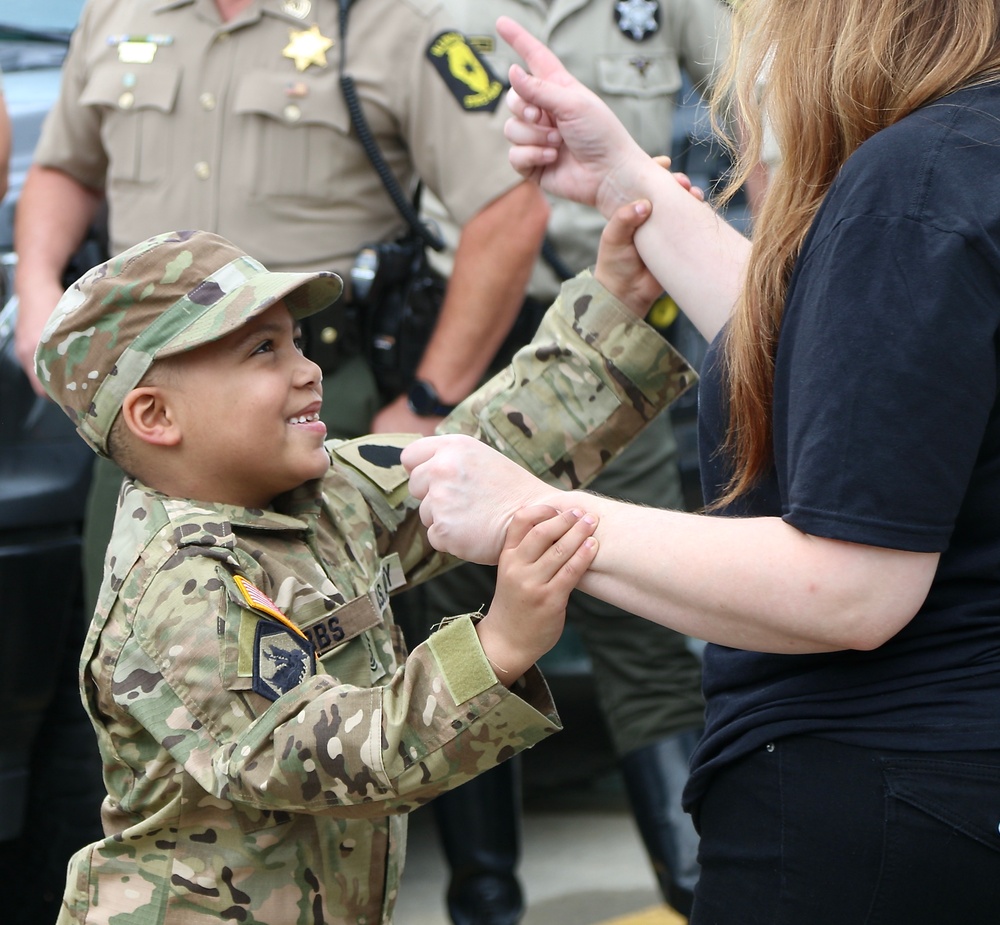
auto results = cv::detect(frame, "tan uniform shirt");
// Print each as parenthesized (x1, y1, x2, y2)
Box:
(35, 0, 521, 273)
(427, 0, 731, 299)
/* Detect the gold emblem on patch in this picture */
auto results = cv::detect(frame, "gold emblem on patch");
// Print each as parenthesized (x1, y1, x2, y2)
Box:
(282, 23, 334, 72)
(427, 32, 503, 112)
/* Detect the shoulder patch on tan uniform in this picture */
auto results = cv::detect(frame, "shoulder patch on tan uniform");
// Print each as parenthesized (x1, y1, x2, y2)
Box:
(218, 574, 317, 699)
(426, 31, 503, 112)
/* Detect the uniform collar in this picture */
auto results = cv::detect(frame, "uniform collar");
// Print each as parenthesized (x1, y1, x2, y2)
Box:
(153, 0, 326, 24)
(126, 474, 325, 543)
(152, 0, 265, 28)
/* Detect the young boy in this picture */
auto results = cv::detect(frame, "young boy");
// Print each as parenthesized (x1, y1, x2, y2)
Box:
(35, 205, 692, 925)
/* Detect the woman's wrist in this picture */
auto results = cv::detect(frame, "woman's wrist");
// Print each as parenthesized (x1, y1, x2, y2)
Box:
(595, 148, 665, 219)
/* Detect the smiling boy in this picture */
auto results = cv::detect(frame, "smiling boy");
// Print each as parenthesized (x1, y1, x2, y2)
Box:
(35, 221, 693, 925)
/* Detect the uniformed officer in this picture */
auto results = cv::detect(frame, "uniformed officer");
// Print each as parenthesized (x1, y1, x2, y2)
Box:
(13, 0, 548, 610)
(410, 2, 733, 919)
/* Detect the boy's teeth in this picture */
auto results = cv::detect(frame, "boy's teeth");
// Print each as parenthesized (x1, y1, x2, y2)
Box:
(289, 413, 318, 424)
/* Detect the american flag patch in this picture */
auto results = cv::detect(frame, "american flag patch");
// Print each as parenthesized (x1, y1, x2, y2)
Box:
(233, 575, 307, 640)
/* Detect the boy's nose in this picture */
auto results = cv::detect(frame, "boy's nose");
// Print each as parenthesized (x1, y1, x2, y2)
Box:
(296, 352, 324, 389)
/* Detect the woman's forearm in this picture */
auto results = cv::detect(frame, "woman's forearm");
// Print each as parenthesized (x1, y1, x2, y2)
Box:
(618, 157, 751, 343)
(551, 490, 938, 654)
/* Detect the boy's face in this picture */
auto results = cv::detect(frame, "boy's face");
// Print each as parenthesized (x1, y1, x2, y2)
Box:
(163, 302, 329, 508)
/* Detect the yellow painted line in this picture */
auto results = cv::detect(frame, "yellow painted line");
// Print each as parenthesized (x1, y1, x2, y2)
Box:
(601, 905, 687, 925)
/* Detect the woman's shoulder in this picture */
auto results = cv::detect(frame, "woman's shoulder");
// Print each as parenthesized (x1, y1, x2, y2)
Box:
(823, 82, 1000, 233)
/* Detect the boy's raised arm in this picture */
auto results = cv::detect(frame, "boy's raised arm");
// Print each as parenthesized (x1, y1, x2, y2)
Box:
(398, 190, 693, 568)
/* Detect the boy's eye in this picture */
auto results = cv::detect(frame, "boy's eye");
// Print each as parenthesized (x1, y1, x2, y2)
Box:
(252, 339, 275, 355)
(293, 334, 305, 353)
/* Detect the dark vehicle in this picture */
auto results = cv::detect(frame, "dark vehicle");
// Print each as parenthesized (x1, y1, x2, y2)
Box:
(0, 3, 104, 922)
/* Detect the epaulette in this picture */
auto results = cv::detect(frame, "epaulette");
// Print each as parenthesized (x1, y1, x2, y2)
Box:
(328, 433, 418, 514)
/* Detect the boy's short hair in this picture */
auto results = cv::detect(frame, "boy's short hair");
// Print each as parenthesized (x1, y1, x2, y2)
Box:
(35, 230, 343, 459)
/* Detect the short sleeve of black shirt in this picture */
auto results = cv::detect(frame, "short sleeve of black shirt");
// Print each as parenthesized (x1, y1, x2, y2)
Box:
(777, 205, 999, 553)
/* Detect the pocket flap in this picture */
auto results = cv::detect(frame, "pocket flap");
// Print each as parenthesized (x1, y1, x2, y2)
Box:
(596, 54, 681, 98)
(80, 61, 181, 112)
(233, 69, 348, 131)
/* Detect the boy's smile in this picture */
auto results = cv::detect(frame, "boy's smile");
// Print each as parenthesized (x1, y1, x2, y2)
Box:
(162, 302, 330, 508)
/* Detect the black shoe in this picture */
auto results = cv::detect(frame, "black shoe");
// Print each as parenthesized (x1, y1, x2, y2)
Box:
(433, 759, 524, 925)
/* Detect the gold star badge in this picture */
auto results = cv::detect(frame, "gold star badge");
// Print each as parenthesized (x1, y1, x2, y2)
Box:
(282, 24, 333, 72)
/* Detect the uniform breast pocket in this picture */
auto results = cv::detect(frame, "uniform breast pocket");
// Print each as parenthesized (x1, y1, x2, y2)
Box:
(80, 61, 181, 185)
(233, 69, 350, 199)
(596, 54, 682, 157)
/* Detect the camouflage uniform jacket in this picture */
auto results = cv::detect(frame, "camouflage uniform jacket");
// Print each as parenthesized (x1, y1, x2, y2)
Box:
(59, 275, 695, 925)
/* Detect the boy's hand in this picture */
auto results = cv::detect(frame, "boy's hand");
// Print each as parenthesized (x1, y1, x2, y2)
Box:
(475, 505, 598, 686)
(653, 154, 704, 203)
(593, 198, 663, 317)
(593, 157, 703, 318)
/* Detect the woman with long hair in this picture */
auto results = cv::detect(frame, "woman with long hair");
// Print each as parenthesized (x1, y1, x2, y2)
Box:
(402, 2, 1000, 921)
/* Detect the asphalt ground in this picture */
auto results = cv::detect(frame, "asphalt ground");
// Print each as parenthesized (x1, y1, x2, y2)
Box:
(395, 775, 688, 925)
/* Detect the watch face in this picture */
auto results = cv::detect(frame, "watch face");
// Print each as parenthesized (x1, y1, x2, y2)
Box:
(408, 381, 454, 417)
(409, 382, 430, 415)
(408, 381, 438, 416)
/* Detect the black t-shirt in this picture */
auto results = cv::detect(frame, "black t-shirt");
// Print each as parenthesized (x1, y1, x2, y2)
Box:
(686, 83, 1000, 809)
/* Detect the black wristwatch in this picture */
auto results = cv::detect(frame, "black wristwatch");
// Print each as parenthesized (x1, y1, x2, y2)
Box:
(407, 380, 456, 417)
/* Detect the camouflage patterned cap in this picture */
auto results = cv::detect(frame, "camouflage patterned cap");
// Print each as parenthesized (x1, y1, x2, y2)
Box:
(35, 230, 344, 458)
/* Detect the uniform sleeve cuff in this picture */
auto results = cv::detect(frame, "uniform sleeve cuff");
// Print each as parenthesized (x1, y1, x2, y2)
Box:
(427, 613, 501, 704)
(552, 271, 681, 402)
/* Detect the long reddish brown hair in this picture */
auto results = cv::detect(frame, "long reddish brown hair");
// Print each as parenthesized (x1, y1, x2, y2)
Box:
(710, 0, 1000, 504)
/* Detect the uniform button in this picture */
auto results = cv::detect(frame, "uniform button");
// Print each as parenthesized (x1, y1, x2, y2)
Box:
(283, 103, 302, 122)
(118, 91, 135, 109)
(320, 326, 338, 344)
(215, 31, 230, 43)
(199, 92, 216, 111)
(194, 161, 211, 180)
(765, 742, 775, 752)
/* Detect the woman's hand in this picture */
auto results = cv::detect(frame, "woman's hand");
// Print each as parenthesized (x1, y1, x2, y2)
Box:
(401, 434, 555, 565)
(498, 16, 651, 219)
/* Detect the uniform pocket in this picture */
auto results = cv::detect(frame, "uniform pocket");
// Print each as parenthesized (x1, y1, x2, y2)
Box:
(80, 61, 181, 184)
(596, 54, 682, 155)
(233, 68, 348, 198)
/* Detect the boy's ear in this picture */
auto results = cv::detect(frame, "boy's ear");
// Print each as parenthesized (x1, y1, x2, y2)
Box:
(120, 387, 182, 448)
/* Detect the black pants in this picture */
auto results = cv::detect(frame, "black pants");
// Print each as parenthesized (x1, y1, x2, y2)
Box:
(691, 736, 1000, 925)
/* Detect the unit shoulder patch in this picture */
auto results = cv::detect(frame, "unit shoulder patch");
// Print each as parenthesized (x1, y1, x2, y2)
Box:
(426, 31, 503, 112)
(253, 621, 316, 701)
